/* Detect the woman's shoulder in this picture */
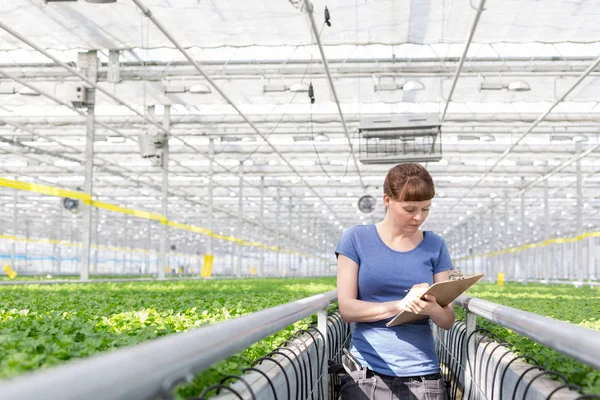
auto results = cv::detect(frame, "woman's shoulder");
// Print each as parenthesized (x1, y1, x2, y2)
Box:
(423, 230, 447, 246)
(342, 224, 374, 238)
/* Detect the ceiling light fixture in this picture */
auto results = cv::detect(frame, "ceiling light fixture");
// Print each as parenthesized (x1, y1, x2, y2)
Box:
(313, 133, 330, 141)
(572, 135, 588, 142)
(263, 84, 287, 93)
(0, 86, 15, 95)
(163, 80, 211, 94)
(457, 134, 495, 142)
(107, 136, 126, 143)
(293, 135, 313, 142)
(478, 134, 496, 142)
(400, 80, 425, 91)
(188, 84, 211, 94)
(373, 76, 426, 92)
(506, 80, 531, 92)
(220, 136, 241, 142)
(550, 134, 572, 142)
(289, 83, 310, 93)
(479, 79, 531, 92)
(18, 87, 40, 96)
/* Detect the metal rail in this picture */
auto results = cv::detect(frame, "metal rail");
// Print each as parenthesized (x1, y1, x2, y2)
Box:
(454, 294, 600, 371)
(0, 290, 337, 400)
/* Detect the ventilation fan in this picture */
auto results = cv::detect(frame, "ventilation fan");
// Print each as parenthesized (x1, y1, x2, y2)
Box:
(357, 195, 377, 214)
(62, 197, 80, 213)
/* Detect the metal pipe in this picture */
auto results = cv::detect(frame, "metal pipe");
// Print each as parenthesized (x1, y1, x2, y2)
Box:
(543, 170, 550, 279)
(130, 0, 344, 225)
(289, 197, 293, 275)
(236, 161, 244, 277)
(576, 140, 583, 282)
(275, 188, 281, 276)
(207, 138, 215, 257)
(0, 22, 173, 144)
(0, 69, 219, 207)
(56, 204, 63, 274)
(519, 177, 525, 281)
(259, 176, 265, 276)
(6, 113, 600, 126)
(11, 189, 17, 272)
(80, 51, 98, 281)
(0, 53, 272, 217)
(158, 105, 171, 279)
(303, 0, 365, 192)
(9, 69, 600, 82)
(440, 0, 487, 122)
(448, 51, 600, 217)
(454, 294, 600, 371)
(5, 55, 599, 69)
(0, 290, 337, 400)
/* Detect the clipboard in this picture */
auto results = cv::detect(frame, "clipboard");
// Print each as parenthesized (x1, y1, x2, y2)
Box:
(386, 273, 484, 327)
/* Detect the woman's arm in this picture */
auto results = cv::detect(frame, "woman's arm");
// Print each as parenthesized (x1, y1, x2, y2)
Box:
(337, 254, 407, 323)
(403, 270, 456, 330)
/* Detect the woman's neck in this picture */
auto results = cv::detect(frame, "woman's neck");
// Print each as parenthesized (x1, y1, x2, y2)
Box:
(377, 216, 420, 240)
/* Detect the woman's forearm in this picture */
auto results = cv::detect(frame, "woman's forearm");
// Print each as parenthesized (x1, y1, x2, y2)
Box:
(429, 304, 455, 329)
(339, 298, 406, 323)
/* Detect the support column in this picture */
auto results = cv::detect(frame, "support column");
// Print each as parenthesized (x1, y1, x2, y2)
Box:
(56, 206, 63, 275)
(145, 218, 151, 274)
(576, 140, 583, 282)
(504, 191, 510, 278)
(11, 190, 17, 271)
(207, 138, 215, 261)
(288, 197, 293, 276)
(158, 105, 170, 279)
(122, 216, 128, 274)
(543, 171, 550, 279)
(461, 221, 475, 275)
(519, 177, 525, 282)
(312, 219, 318, 276)
(236, 161, 244, 277)
(275, 188, 281, 276)
(93, 207, 99, 274)
(79, 50, 98, 281)
(259, 176, 265, 276)
(24, 221, 30, 274)
(490, 200, 495, 274)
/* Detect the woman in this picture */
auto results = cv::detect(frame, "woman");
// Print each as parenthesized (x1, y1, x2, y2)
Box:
(336, 163, 454, 400)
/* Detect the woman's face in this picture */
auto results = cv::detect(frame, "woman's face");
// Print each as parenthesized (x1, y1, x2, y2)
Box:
(384, 194, 432, 232)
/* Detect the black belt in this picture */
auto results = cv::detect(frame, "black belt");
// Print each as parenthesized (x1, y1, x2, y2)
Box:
(365, 369, 442, 381)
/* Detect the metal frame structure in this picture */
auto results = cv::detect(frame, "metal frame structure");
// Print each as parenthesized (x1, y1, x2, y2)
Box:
(1, 1, 600, 277)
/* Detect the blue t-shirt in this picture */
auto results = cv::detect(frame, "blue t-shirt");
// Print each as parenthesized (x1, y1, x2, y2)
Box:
(335, 224, 453, 377)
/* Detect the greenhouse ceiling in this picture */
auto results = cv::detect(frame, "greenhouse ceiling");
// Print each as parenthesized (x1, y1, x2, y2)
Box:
(1, 0, 600, 254)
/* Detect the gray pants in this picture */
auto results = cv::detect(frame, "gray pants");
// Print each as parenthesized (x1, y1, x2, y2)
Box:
(340, 369, 448, 400)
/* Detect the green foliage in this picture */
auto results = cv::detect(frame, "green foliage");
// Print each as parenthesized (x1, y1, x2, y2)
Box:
(456, 283, 600, 395)
(0, 277, 336, 397)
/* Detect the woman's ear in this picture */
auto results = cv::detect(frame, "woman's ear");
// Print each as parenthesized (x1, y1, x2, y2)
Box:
(383, 194, 390, 209)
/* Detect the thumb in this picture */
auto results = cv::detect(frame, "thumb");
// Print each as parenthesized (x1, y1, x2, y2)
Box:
(424, 294, 436, 302)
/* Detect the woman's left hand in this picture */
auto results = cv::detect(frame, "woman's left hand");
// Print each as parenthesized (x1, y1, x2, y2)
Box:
(404, 293, 442, 316)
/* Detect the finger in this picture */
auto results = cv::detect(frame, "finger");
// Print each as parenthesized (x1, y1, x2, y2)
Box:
(424, 294, 436, 303)
(414, 299, 429, 309)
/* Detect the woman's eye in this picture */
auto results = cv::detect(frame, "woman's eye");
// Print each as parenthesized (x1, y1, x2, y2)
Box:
(423, 209, 430, 212)
(405, 208, 415, 212)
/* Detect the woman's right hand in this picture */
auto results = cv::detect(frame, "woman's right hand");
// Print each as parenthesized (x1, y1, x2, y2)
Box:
(399, 283, 430, 312)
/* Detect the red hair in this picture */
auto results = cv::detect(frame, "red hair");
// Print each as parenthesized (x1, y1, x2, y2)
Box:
(383, 163, 435, 201)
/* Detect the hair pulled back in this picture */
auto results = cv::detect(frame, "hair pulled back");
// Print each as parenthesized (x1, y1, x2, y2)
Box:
(383, 163, 435, 202)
